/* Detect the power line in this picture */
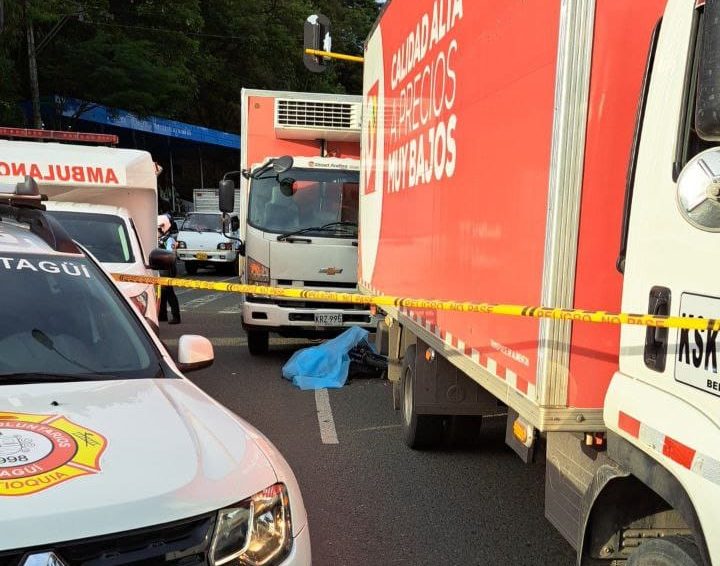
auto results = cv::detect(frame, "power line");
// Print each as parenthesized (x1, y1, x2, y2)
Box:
(86, 20, 247, 41)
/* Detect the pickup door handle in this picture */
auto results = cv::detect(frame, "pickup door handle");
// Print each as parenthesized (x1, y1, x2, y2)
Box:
(644, 286, 671, 372)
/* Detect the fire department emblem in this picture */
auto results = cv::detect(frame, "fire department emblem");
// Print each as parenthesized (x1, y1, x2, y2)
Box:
(0, 412, 107, 496)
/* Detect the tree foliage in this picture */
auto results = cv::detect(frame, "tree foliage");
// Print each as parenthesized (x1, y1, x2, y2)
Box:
(0, 0, 378, 131)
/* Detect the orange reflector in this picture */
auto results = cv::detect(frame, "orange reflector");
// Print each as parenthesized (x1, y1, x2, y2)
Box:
(425, 348, 435, 362)
(512, 419, 528, 444)
(370, 305, 377, 316)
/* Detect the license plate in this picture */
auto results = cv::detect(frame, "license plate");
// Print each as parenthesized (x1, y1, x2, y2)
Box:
(675, 292, 720, 397)
(195, 252, 208, 260)
(314, 313, 343, 327)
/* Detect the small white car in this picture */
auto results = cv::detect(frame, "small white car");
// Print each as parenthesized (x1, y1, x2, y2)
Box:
(177, 212, 241, 275)
(45, 201, 160, 328)
(0, 181, 311, 565)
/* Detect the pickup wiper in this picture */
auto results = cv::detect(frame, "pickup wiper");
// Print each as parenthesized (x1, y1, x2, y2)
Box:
(0, 372, 117, 385)
(277, 222, 358, 242)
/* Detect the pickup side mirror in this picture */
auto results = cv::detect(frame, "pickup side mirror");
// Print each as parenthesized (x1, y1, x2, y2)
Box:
(219, 179, 236, 213)
(176, 335, 214, 372)
(696, 0, 720, 139)
(148, 248, 175, 271)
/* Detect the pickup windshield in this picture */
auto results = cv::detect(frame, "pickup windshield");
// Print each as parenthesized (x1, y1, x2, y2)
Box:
(181, 213, 222, 233)
(0, 254, 160, 381)
(46, 211, 135, 264)
(248, 168, 359, 236)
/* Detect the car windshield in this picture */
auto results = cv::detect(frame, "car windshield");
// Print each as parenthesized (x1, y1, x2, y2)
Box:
(46, 211, 135, 264)
(248, 168, 359, 236)
(181, 213, 222, 233)
(0, 253, 161, 381)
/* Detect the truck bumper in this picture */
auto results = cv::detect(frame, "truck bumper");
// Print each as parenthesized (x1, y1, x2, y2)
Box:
(242, 296, 376, 336)
(177, 250, 237, 263)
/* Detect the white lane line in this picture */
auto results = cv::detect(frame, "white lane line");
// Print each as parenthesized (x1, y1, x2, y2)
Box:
(315, 388, 339, 445)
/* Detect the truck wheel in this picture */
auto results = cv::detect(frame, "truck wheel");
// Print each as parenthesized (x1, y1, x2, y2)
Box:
(247, 330, 269, 356)
(627, 536, 702, 566)
(400, 345, 443, 449)
(184, 261, 198, 275)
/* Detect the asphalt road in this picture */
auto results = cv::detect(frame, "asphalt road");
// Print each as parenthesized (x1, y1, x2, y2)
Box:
(162, 265, 576, 566)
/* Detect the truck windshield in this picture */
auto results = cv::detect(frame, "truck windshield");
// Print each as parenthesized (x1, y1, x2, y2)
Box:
(181, 213, 222, 233)
(0, 254, 161, 382)
(46, 211, 135, 264)
(248, 168, 359, 236)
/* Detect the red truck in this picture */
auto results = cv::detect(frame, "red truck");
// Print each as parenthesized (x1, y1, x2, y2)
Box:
(360, 0, 720, 564)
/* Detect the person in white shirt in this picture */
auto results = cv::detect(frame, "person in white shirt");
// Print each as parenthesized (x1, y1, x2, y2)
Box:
(157, 214, 181, 324)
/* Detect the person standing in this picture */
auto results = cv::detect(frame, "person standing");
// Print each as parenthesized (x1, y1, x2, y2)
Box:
(157, 214, 181, 324)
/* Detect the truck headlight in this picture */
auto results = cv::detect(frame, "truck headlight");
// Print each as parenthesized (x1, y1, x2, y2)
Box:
(211, 483, 292, 566)
(129, 290, 149, 315)
(247, 257, 270, 285)
(217, 242, 233, 250)
(177, 241, 187, 249)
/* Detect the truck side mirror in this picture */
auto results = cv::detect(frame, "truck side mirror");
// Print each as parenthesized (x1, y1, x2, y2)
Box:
(148, 248, 175, 271)
(219, 179, 235, 213)
(304, 13, 331, 73)
(696, 0, 720, 139)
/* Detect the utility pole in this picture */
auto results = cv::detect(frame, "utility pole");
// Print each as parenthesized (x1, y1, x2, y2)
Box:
(23, 0, 42, 129)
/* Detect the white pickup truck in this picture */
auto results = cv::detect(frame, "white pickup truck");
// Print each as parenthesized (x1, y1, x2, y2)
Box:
(177, 188, 241, 275)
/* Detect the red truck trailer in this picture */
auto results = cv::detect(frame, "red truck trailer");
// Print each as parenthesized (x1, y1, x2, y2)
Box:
(361, 1, 720, 563)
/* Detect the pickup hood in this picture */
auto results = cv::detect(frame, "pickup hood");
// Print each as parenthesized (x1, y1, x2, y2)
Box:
(178, 230, 226, 251)
(265, 237, 358, 286)
(0, 379, 277, 550)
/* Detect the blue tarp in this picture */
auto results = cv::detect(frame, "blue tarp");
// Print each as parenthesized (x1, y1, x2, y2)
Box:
(282, 327, 370, 390)
(54, 97, 241, 149)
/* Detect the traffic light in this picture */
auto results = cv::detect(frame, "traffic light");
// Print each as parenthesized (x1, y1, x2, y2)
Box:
(303, 14, 331, 73)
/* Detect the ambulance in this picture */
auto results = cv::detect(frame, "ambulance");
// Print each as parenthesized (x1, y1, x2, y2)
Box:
(359, 0, 720, 563)
(0, 132, 162, 327)
(0, 178, 311, 564)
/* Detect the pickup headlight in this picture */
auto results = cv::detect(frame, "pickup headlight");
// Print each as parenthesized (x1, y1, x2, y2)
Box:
(211, 483, 292, 566)
(177, 241, 187, 249)
(247, 257, 270, 285)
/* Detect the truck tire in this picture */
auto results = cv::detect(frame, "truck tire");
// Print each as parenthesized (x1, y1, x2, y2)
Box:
(627, 536, 702, 566)
(247, 330, 269, 356)
(184, 261, 198, 275)
(400, 344, 443, 449)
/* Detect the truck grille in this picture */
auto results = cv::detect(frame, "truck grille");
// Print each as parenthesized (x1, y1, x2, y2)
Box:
(0, 513, 216, 566)
(276, 99, 358, 130)
(247, 296, 369, 310)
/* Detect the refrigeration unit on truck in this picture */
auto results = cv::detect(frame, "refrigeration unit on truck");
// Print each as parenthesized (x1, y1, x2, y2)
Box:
(220, 89, 374, 355)
(0, 131, 164, 329)
(360, 0, 720, 563)
(176, 188, 241, 275)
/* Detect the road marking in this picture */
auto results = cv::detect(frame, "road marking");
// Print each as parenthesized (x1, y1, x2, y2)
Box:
(219, 303, 244, 314)
(315, 388, 339, 445)
(352, 424, 403, 433)
(162, 336, 248, 347)
(180, 293, 223, 311)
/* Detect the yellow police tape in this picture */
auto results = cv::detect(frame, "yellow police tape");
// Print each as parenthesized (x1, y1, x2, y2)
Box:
(113, 273, 720, 332)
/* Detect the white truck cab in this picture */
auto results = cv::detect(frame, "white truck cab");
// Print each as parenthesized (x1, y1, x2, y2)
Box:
(0, 139, 164, 329)
(0, 179, 311, 565)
